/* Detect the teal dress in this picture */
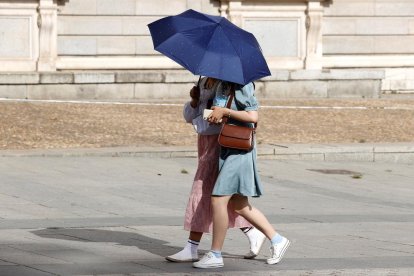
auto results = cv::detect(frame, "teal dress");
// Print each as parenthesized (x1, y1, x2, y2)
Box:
(212, 82, 263, 197)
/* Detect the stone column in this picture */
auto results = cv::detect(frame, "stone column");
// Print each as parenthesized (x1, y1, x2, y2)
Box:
(305, 0, 324, 69)
(219, 0, 229, 17)
(37, 0, 57, 71)
(222, 0, 243, 26)
(227, 0, 243, 28)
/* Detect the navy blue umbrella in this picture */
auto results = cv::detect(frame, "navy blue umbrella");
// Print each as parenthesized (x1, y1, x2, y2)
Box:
(148, 9, 271, 85)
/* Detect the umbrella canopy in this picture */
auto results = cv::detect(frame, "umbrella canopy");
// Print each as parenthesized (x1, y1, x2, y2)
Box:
(148, 9, 271, 85)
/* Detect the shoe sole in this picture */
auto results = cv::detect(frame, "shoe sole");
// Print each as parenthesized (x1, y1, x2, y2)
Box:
(243, 253, 258, 259)
(266, 240, 290, 265)
(193, 263, 224, 268)
(165, 256, 199, 263)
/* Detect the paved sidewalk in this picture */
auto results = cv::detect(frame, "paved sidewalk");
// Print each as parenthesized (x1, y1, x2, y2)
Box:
(0, 153, 413, 275)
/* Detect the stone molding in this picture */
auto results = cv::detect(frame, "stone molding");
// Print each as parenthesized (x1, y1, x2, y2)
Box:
(0, 69, 384, 100)
(0, 2, 39, 71)
(220, 0, 328, 70)
(323, 55, 414, 68)
(56, 56, 181, 70)
(37, 0, 58, 71)
(0, 0, 57, 72)
(0, 69, 385, 85)
(305, 1, 324, 69)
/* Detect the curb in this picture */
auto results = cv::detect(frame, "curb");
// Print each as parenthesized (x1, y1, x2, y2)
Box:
(259, 143, 414, 163)
(1, 143, 414, 163)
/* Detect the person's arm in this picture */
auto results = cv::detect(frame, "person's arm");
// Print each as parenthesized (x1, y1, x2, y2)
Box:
(183, 86, 201, 123)
(208, 82, 258, 124)
(208, 107, 258, 124)
(183, 102, 198, 123)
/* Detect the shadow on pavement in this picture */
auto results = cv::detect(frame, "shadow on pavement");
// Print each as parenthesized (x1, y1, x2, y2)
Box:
(31, 227, 183, 258)
(29, 228, 250, 274)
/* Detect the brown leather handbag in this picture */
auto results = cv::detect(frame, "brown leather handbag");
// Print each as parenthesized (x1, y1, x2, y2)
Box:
(218, 87, 256, 151)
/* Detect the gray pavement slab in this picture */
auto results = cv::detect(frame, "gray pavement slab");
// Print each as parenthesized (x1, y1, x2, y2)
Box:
(0, 154, 413, 275)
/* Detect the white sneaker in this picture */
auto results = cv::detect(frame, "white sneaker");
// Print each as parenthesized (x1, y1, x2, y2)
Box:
(192, 251, 224, 268)
(244, 228, 267, 259)
(266, 237, 290, 265)
(165, 248, 199, 262)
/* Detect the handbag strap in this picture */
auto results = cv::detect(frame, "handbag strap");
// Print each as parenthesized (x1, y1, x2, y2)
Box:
(196, 75, 202, 87)
(222, 84, 257, 129)
(221, 85, 235, 125)
(225, 85, 235, 109)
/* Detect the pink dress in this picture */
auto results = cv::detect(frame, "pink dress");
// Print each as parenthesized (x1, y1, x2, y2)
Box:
(184, 134, 252, 233)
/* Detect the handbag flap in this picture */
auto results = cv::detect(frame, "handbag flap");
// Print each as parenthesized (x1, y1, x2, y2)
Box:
(220, 124, 253, 140)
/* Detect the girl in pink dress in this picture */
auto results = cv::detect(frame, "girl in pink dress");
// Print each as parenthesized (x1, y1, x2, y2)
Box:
(165, 77, 266, 262)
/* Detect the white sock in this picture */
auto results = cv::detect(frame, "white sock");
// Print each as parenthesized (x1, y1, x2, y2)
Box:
(169, 239, 199, 259)
(185, 239, 199, 255)
(243, 227, 256, 241)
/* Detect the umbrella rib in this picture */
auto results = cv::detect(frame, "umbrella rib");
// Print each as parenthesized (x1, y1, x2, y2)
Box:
(194, 24, 221, 76)
(218, 21, 246, 84)
(220, 20, 269, 84)
(149, 10, 270, 84)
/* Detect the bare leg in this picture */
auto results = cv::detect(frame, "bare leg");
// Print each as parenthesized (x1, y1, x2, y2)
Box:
(230, 194, 276, 240)
(195, 194, 288, 268)
(229, 195, 291, 265)
(211, 195, 232, 251)
(189, 231, 203, 242)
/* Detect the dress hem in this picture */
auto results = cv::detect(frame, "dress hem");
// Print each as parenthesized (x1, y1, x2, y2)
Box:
(211, 192, 261, 198)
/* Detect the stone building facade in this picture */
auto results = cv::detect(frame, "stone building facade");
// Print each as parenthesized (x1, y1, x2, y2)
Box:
(1, 0, 414, 99)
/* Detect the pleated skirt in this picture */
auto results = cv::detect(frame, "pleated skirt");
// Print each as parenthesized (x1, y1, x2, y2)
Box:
(184, 134, 252, 233)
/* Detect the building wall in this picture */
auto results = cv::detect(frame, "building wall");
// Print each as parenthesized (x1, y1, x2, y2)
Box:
(322, 0, 414, 92)
(323, 0, 414, 56)
(2, 0, 414, 70)
(57, 0, 219, 57)
(1, 0, 414, 98)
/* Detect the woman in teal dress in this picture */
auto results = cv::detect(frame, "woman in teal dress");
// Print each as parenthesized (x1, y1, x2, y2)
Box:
(193, 81, 291, 269)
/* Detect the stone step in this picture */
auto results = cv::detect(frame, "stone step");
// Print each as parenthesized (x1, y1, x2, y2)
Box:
(0, 69, 385, 100)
